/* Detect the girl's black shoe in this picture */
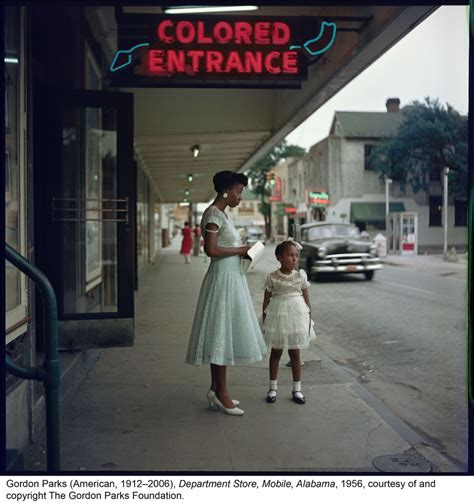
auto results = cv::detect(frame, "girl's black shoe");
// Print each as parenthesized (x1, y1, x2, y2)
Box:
(292, 391, 305, 404)
(266, 390, 277, 403)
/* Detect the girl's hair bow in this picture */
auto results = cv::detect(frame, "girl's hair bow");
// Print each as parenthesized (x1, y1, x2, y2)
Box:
(287, 236, 303, 250)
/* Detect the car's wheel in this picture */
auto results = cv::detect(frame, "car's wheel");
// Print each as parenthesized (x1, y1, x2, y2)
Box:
(364, 271, 375, 280)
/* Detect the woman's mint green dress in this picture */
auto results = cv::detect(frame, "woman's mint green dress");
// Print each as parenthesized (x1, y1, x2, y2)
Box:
(185, 205, 267, 366)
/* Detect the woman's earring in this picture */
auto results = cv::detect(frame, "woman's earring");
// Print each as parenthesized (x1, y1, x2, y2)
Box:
(223, 193, 228, 199)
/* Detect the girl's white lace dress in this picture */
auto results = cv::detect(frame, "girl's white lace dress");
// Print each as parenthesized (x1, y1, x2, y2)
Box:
(262, 269, 316, 350)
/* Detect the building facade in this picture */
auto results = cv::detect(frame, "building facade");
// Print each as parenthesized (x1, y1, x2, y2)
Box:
(286, 99, 467, 251)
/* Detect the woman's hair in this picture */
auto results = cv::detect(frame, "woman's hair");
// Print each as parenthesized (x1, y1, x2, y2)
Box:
(213, 171, 248, 193)
(184, 221, 189, 226)
(275, 240, 298, 258)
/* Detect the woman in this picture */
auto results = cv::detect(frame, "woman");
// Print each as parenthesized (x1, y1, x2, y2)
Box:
(185, 171, 266, 416)
(180, 221, 193, 264)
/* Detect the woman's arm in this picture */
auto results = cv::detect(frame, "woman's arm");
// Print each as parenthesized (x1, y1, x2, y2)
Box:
(203, 223, 250, 258)
(262, 289, 272, 322)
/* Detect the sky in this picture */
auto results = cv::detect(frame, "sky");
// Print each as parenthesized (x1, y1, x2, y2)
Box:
(285, 5, 469, 150)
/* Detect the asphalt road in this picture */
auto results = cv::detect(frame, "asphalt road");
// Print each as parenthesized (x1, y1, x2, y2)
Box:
(254, 250, 468, 467)
(310, 265, 468, 467)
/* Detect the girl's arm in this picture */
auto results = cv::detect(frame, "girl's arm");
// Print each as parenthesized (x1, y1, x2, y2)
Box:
(302, 288, 312, 314)
(262, 289, 272, 322)
(203, 223, 250, 258)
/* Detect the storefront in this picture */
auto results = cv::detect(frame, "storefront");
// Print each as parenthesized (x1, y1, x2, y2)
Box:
(3, 3, 441, 470)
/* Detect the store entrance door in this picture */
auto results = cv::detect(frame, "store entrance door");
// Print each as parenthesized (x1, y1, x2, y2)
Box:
(34, 89, 136, 349)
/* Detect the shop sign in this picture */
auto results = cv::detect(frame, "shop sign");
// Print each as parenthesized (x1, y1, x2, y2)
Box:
(109, 14, 337, 88)
(269, 175, 282, 202)
(277, 203, 297, 215)
(308, 191, 330, 206)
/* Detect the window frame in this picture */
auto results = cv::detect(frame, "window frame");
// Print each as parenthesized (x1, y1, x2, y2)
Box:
(5, 7, 28, 345)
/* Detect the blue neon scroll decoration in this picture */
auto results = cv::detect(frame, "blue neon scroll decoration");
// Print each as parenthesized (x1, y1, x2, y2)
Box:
(109, 43, 150, 72)
(289, 21, 337, 56)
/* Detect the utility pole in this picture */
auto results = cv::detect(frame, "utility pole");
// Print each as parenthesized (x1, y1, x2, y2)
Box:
(385, 176, 393, 248)
(443, 167, 449, 260)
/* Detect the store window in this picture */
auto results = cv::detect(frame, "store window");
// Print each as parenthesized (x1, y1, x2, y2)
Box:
(429, 196, 442, 227)
(137, 168, 149, 266)
(5, 6, 27, 343)
(454, 197, 467, 227)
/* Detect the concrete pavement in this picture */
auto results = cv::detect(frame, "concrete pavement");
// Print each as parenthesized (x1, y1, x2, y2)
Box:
(381, 251, 468, 280)
(23, 239, 466, 472)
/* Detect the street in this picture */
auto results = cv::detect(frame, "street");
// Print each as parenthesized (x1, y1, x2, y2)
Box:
(252, 249, 468, 467)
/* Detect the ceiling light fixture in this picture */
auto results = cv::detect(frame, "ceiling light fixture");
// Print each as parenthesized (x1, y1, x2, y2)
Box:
(187, 174, 194, 182)
(184, 189, 190, 196)
(192, 145, 200, 158)
(4, 57, 19, 64)
(164, 6, 259, 15)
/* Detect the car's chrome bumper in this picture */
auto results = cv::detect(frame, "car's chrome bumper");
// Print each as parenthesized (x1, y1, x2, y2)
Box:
(312, 257, 382, 273)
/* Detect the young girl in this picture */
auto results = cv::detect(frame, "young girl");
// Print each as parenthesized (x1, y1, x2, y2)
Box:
(262, 239, 316, 405)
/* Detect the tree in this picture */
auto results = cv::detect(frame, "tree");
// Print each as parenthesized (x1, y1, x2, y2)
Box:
(369, 97, 468, 195)
(246, 140, 306, 238)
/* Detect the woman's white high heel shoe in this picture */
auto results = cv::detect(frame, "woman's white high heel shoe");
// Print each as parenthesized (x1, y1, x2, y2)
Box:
(207, 390, 239, 410)
(212, 395, 245, 416)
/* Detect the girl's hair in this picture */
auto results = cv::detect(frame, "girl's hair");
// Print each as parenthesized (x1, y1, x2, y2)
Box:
(213, 171, 248, 193)
(275, 240, 299, 258)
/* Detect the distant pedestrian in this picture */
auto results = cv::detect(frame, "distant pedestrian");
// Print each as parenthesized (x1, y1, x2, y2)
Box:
(185, 171, 266, 416)
(192, 224, 202, 256)
(180, 221, 193, 264)
(262, 239, 316, 405)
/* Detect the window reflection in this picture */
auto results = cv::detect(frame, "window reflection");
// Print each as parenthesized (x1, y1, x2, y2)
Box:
(5, 7, 21, 313)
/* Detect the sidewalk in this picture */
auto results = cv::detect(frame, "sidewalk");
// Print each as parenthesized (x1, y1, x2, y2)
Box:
(24, 240, 463, 472)
(381, 252, 468, 279)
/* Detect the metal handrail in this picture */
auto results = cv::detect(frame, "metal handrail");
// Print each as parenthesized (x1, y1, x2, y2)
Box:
(5, 243, 60, 472)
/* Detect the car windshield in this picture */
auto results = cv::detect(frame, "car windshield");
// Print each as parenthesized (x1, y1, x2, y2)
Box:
(307, 225, 359, 240)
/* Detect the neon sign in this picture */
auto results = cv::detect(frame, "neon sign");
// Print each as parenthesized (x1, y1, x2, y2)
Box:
(308, 191, 330, 206)
(110, 15, 337, 88)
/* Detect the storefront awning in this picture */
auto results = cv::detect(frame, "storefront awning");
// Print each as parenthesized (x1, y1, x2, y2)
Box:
(350, 202, 405, 223)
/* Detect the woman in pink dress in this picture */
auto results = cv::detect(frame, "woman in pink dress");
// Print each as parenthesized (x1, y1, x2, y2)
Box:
(180, 221, 193, 264)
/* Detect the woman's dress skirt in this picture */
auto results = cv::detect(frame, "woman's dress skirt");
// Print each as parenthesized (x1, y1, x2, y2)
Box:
(186, 256, 266, 366)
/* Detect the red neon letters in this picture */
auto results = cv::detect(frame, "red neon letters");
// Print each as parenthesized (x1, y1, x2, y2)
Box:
(148, 49, 297, 74)
(156, 20, 291, 45)
(149, 19, 297, 77)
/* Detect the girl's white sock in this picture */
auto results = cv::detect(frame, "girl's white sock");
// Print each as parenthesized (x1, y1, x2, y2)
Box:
(268, 380, 278, 398)
(293, 381, 304, 399)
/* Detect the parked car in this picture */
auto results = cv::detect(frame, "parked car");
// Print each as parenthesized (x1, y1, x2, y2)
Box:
(244, 226, 266, 246)
(298, 222, 382, 280)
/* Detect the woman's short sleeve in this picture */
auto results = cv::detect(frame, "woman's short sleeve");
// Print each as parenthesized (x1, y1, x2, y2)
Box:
(299, 269, 310, 289)
(264, 274, 273, 292)
(203, 207, 224, 231)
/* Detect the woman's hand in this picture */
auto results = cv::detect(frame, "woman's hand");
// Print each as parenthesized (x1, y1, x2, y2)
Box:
(238, 245, 252, 258)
